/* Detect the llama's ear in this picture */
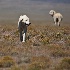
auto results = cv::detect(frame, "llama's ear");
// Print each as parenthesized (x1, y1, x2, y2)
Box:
(20, 15, 22, 18)
(21, 19, 23, 21)
(53, 11, 54, 15)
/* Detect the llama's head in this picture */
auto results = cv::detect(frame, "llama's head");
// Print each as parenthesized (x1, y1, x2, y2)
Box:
(49, 10, 56, 17)
(18, 15, 31, 26)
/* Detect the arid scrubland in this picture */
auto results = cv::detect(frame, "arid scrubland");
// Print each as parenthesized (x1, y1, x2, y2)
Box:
(0, 23, 70, 70)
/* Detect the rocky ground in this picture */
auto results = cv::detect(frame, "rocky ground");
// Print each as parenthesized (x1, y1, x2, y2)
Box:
(0, 23, 70, 70)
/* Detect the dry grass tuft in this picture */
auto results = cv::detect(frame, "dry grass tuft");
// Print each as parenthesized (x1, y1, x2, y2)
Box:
(28, 56, 51, 70)
(55, 57, 70, 70)
(0, 56, 15, 68)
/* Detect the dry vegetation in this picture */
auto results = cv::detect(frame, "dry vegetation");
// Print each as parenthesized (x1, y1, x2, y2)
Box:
(0, 23, 70, 70)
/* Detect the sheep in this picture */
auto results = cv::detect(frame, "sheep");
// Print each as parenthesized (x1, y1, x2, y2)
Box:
(49, 10, 63, 26)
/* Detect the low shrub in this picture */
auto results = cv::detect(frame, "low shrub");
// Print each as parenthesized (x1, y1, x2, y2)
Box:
(55, 57, 70, 70)
(0, 56, 15, 68)
(28, 56, 51, 70)
(41, 37, 50, 45)
(51, 50, 67, 57)
(10, 66, 21, 70)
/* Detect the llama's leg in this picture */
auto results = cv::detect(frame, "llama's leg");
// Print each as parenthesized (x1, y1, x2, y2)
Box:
(22, 26, 27, 42)
(19, 31, 23, 42)
(55, 22, 57, 25)
(22, 32, 26, 42)
(58, 22, 60, 26)
(58, 18, 61, 26)
(54, 18, 57, 25)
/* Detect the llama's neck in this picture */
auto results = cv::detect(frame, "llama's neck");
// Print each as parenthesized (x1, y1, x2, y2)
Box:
(52, 12, 56, 18)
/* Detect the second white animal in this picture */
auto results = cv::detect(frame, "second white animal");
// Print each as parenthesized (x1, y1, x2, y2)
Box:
(49, 10, 63, 26)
